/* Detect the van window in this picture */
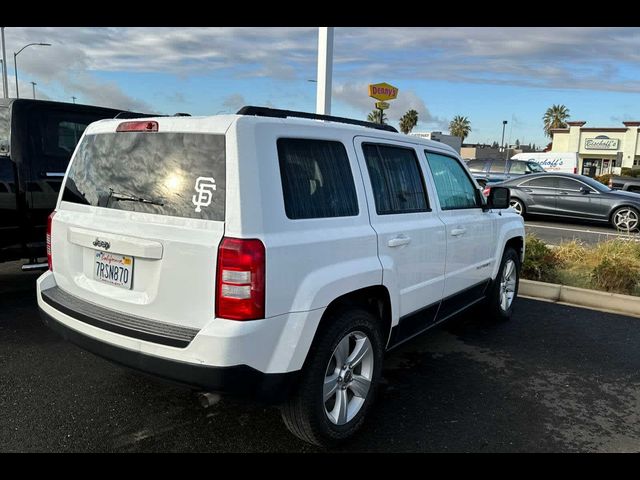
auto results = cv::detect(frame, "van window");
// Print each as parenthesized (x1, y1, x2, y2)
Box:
(277, 138, 358, 219)
(362, 143, 429, 215)
(527, 162, 545, 173)
(62, 132, 226, 221)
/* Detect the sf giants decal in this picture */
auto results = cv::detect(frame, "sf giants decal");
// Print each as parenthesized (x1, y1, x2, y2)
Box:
(192, 177, 217, 213)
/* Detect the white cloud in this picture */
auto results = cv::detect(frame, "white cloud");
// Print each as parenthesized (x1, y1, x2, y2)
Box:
(221, 93, 247, 112)
(333, 82, 447, 129)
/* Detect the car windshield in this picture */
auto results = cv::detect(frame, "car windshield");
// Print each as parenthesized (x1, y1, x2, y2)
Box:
(578, 175, 612, 192)
(527, 162, 545, 173)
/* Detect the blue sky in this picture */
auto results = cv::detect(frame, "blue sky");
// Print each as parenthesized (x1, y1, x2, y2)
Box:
(3, 27, 640, 147)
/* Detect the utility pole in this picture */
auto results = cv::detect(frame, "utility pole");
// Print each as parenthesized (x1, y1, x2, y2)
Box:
(1, 28, 8, 99)
(501, 120, 508, 159)
(30, 81, 36, 99)
(315, 27, 334, 115)
(71, 96, 76, 104)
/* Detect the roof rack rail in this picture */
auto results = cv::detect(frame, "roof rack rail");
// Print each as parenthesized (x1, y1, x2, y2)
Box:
(236, 106, 398, 133)
(114, 112, 163, 119)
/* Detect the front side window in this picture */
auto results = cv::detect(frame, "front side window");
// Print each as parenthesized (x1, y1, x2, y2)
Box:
(425, 151, 479, 210)
(509, 161, 527, 174)
(362, 143, 429, 215)
(558, 178, 582, 191)
(527, 162, 546, 173)
(277, 138, 358, 219)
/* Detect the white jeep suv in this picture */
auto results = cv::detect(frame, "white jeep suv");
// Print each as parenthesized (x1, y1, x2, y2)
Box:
(37, 107, 525, 446)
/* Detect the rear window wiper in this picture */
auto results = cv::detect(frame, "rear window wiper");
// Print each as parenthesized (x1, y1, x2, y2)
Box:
(107, 189, 165, 207)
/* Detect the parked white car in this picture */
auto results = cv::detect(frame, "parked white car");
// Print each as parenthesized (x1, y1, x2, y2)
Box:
(37, 107, 525, 446)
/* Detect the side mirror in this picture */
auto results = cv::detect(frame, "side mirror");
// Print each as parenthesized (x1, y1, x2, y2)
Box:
(580, 186, 591, 195)
(487, 186, 510, 210)
(524, 170, 531, 174)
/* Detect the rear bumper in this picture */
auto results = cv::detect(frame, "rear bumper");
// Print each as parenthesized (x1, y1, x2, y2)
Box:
(35, 271, 313, 403)
(39, 307, 298, 403)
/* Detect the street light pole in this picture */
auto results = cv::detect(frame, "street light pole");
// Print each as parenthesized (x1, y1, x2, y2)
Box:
(1, 28, 8, 99)
(72, 96, 76, 104)
(316, 27, 334, 115)
(13, 42, 51, 98)
(31, 81, 36, 99)
(501, 120, 508, 158)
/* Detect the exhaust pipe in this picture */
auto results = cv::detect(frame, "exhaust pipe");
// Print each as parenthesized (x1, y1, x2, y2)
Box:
(197, 392, 221, 408)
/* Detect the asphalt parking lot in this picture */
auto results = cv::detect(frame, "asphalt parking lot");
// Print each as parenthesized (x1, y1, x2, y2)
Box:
(1, 261, 640, 452)
(525, 218, 640, 245)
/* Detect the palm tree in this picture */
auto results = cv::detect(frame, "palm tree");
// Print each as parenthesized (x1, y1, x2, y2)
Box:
(367, 110, 387, 125)
(449, 115, 471, 143)
(543, 104, 570, 138)
(399, 109, 419, 134)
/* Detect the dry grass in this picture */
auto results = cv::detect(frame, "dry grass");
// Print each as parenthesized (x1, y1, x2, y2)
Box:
(525, 236, 640, 296)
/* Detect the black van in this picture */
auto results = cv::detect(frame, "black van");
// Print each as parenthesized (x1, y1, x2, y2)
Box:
(0, 99, 147, 268)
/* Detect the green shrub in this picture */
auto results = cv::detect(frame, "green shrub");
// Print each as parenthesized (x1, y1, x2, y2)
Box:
(591, 257, 640, 294)
(522, 235, 563, 282)
(621, 168, 640, 178)
(595, 174, 612, 186)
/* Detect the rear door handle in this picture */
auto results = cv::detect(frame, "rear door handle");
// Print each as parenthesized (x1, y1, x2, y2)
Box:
(388, 235, 411, 247)
(451, 227, 467, 237)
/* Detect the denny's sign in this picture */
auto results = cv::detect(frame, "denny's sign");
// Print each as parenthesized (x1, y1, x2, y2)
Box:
(369, 83, 399, 101)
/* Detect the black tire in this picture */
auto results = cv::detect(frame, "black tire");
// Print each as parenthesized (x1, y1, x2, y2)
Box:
(281, 307, 384, 447)
(485, 247, 520, 321)
(509, 198, 525, 216)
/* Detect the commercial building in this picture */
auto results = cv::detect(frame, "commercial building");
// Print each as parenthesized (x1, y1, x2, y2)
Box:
(411, 131, 461, 153)
(550, 121, 640, 177)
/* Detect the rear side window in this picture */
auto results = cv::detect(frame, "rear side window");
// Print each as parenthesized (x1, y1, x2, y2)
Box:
(277, 138, 358, 219)
(362, 143, 429, 215)
(489, 160, 507, 173)
(521, 177, 558, 188)
(62, 132, 226, 221)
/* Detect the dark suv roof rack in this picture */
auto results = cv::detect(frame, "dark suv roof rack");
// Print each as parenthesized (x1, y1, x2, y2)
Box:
(236, 106, 398, 133)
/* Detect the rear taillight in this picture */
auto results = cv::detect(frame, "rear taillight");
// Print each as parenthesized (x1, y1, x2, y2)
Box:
(216, 237, 265, 321)
(573, 167, 577, 174)
(116, 120, 158, 132)
(483, 186, 491, 197)
(46, 211, 56, 271)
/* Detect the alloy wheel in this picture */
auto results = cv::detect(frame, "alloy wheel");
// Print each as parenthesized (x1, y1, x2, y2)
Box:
(500, 259, 517, 312)
(323, 331, 374, 425)
(614, 208, 639, 232)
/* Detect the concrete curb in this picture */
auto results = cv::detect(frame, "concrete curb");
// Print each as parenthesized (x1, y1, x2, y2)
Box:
(519, 279, 640, 318)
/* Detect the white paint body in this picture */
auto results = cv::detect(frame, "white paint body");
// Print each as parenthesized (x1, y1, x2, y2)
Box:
(37, 114, 524, 376)
(511, 152, 579, 174)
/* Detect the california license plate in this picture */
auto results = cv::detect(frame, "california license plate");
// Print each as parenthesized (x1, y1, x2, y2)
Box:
(93, 251, 134, 289)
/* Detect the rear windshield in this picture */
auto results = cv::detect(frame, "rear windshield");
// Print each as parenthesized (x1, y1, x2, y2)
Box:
(62, 132, 226, 221)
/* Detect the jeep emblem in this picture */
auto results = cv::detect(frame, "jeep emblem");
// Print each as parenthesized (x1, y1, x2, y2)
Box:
(93, 238, 111, 250)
